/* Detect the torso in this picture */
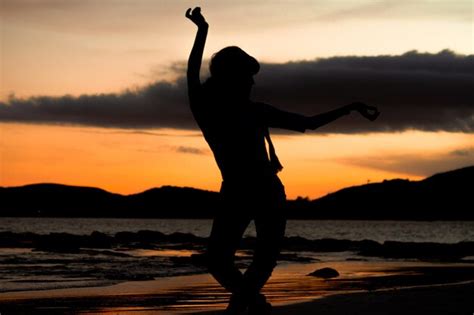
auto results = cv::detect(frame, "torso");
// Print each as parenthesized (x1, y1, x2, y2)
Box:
(191, 86, 273, 183)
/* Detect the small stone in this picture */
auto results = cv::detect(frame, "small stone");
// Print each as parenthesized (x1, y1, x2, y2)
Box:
(307, 267, 339, 279)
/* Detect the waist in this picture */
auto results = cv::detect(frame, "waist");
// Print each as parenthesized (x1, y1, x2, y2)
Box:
(220, 173, 286, 203)
(221, 162, 277, 180)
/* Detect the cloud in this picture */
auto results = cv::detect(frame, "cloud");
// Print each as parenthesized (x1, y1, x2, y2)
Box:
(3, 0, 470, 36)
(0, 79, 192, 129)
(1, 50, 473, 134)
(316, 0, 471, 23)
(339, 147, 474, 177)
(450, 147, 474, 157)
(79, 129, 200, 138)
(253, 49, 474, 133)
(175, 146, 209, 155)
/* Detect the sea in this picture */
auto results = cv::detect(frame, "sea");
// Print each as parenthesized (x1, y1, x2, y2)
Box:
(1, 218, 473, 294)
(1, 217, 473, 243)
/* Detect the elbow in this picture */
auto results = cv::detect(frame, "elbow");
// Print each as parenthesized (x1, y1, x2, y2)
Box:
(307, 116, 322, 130)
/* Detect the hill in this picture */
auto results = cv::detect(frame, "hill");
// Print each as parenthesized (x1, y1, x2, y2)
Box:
(0, 184, 220, 218)
(287, 166, 473, 220)
(1, 166, 472, 220)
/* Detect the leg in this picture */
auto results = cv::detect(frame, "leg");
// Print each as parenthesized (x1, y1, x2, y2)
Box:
(242, 211, 286, 295)
(242, 175, 287, 296)
(242, 212, 286, 315)
(207, 211, 251, 294)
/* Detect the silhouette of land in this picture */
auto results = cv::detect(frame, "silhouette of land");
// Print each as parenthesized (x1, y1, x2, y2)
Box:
(1, 166, 472, 220)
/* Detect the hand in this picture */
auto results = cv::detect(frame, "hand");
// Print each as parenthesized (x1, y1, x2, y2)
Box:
(185, 7, 208, 28)
(349, 102, 380, 121)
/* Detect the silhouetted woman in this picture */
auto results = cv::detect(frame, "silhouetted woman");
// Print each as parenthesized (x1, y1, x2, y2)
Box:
(185, 7, 379, 315)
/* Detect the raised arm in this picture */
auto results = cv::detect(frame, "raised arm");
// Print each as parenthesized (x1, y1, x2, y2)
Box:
(185, 7, 208, 103)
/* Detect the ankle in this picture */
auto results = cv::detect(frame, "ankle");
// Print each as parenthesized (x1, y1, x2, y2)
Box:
(226, 293, 249, 314)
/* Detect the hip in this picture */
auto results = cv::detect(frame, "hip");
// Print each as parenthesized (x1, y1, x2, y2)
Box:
(219, 174, 286, 207)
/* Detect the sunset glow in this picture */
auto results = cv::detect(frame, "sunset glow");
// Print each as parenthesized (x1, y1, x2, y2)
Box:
(1, 0, 472, 199)
(2, 123, 472, 198)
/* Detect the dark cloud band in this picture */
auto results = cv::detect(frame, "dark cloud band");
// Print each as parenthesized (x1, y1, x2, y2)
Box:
(1, 50, 472, 133)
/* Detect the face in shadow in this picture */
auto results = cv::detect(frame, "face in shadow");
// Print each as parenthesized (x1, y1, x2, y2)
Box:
(209, 46, 259, 103)
(226, 75, 255, 101)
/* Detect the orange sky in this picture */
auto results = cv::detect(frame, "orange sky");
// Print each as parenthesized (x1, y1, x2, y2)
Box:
(0, 1, 473, 198)
(1, 123, 472, 198)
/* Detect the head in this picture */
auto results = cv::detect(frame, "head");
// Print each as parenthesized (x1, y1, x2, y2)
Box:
(209, 46, 259, 100)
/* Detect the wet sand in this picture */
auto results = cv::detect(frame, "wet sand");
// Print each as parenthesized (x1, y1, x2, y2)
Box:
(1, 261, 474, 314)
(195, 281, 474, 315)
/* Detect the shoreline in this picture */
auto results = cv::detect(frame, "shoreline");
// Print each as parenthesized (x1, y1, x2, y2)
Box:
(1, 261, 474, 314)
(245, 280, 474, 315)
(192, 280, 474, 315)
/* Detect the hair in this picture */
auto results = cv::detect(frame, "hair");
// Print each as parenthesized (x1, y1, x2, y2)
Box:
(209, 46, 260, 79)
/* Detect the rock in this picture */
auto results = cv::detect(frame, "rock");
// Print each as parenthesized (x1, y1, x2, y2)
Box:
(190, 253, 208, 267)
(307, 267, 339, 279)
(88, 231, 113, 248)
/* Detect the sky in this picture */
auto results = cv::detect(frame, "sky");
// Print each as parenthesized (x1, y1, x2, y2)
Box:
(0, 0, 473, 198)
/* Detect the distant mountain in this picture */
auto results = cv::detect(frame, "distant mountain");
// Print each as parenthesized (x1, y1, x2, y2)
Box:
(286, 166, 473, 220)
(0, 184, 220, 218)
(1, 166, 472, 220)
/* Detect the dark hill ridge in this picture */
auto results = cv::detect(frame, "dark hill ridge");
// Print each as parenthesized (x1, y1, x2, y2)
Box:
(0, 184, 220, 218)
(0, 183, 123, 217)
(1, 166, 472, 220)
(311, 166, 474, 220)
(126, 186, 221, 217)
(289, 166, 473, 220)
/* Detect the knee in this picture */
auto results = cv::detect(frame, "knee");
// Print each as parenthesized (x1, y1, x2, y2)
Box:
(245, 258, 277, 285)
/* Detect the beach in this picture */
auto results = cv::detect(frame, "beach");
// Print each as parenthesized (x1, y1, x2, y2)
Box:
(2, 0, 473, 312)
(1, 260, 474, 314)
(1, 218, 474, 314)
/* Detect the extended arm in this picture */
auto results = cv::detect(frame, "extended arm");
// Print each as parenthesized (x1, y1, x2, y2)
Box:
(263, 102, 379, 132)
(308, 102, 379, 130)
(307, 104, 358, 130)
(185, 7, 208, 102)
(307, 105, 352, 130)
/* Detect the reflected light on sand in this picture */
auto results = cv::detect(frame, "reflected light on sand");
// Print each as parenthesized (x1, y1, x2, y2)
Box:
(88, 306, 177, 314)
(13, 260, 469, 314)
(126, 249, 198, 257)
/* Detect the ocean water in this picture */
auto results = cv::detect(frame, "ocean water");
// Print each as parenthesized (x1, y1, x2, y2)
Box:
(1, 217, 473, 243)
(1, 217, 473, 294)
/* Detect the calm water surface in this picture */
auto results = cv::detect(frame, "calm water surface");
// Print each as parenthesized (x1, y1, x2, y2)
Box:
(1, 217, 473, 243)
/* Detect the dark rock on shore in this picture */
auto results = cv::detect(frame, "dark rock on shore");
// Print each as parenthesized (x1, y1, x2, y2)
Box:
(308, 267, 340, 278)
(1, 230, 474, 262)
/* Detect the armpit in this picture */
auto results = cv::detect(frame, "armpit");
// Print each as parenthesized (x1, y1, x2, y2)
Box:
(259, 102, 308, 133)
